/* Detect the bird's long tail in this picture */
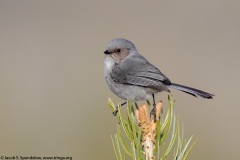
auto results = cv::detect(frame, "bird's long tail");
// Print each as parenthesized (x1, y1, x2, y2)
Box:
(168, 83, 214, 99)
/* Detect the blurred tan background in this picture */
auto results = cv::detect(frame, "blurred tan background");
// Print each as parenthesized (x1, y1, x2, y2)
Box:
(0, 0, 239, 159)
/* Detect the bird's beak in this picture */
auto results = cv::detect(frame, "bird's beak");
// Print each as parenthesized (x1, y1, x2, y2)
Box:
(104, 50, 110, 54)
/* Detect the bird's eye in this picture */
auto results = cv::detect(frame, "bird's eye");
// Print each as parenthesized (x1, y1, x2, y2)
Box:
(116, 49, 121, 53)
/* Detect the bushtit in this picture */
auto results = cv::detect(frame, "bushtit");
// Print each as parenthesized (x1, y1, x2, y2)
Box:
(103, 38, 214, 117)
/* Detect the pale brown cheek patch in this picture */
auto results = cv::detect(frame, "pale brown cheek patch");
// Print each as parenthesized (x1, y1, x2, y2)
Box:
(110, 49, 129, 63)
(119, 50, 130, 60)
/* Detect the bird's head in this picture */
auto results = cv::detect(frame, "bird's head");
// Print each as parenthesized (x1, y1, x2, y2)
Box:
(104, 38, 136, 64)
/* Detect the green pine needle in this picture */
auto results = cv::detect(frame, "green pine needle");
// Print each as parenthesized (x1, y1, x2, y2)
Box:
(108, 95, 197, 160)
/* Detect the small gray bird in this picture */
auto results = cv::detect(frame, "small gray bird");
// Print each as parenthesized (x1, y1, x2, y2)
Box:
(103, 38, 214, 116)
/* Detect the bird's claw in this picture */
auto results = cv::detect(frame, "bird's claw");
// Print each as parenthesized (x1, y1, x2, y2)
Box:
(112, 106, 119, 116)
(150, 107, 157, 122)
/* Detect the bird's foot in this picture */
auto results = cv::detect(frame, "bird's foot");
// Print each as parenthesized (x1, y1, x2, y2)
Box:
(112, 106, 119, 116)
(150, 105, 157, 122)
(112, 102, 126, 116)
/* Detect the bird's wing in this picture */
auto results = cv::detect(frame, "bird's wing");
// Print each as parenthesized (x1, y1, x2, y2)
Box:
(110, 55, 171, 91)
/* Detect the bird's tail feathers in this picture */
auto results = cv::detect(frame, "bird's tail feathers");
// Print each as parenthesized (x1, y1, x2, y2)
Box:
(168, 83, 214, 99)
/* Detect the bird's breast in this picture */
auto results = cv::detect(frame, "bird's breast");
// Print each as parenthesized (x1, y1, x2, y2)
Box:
(104, 56, 115, 73)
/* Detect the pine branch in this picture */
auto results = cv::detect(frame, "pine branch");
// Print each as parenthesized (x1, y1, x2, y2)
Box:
(107, 95, 197, 160)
